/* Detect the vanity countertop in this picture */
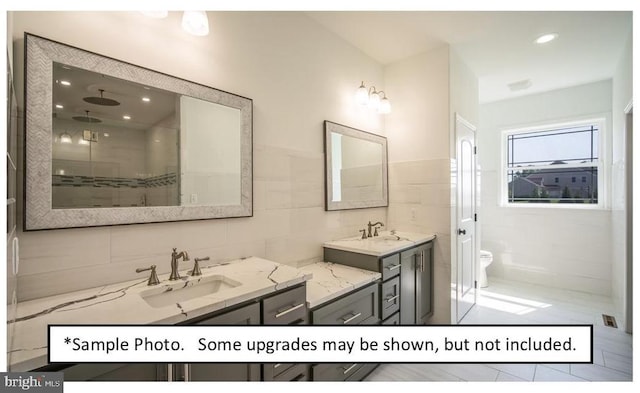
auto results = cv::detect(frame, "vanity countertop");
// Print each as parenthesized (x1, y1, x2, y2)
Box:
(323, 231, 437, 257)
(299, 262, 381, 309)
(8, 257, 311, 372)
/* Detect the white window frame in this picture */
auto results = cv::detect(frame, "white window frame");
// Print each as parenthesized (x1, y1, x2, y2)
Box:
(501, 118, 606, 209)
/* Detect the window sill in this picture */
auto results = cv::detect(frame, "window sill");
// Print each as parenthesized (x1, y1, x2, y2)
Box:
(500, 202, 608, 211)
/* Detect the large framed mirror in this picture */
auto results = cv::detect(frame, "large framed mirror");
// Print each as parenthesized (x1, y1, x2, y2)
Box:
(324, 121, 388, 211)
(24, 33, 253, 230)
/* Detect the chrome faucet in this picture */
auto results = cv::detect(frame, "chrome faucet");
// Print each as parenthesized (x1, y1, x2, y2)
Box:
(367, 221, 384, 237)
(169, 248, 190, 280)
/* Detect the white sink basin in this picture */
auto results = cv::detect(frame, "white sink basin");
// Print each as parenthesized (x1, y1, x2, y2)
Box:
(139, 275, 242, 308)
(370, 235, 402, 242)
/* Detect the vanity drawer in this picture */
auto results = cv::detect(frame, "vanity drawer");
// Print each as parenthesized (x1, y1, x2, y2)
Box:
(380, 276, 400, 320)
(381, 253, 401, 281)
(382, 312, 400, 325)
(263, 362, 307, 381)
(312, 283, 379, 325)
(262, 285, 307, 325)
(312, 362, 363, 381)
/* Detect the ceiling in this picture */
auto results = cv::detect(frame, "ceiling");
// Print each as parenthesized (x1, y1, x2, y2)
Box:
(306, 11, 632, 103)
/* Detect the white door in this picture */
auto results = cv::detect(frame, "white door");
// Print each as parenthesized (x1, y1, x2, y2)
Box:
(455, 114, 477, 323)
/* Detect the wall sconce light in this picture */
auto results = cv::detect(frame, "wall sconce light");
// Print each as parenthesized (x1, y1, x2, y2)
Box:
(59, 132, 72, 144)
(355, 81, 391, 114)
(140, 11, 210, 37)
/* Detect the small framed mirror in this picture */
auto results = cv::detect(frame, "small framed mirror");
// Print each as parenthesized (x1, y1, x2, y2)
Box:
(324, 121, 388, 211)
(24, 34, 253, 230)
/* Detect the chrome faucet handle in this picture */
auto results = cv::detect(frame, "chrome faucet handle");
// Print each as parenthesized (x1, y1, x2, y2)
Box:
(191, 257, 210, 276)
(136, 265, 160, 286)
(359, 229, 367, 239)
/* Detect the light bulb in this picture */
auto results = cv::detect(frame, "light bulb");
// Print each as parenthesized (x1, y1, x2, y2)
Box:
(355, 82, 369, 106)
(368, 91, 381, 111)
(182, 11, 209, 36)
(379, 97, 391, 114)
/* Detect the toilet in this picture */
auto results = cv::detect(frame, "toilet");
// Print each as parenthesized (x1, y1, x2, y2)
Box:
(479, 250, 493, 288)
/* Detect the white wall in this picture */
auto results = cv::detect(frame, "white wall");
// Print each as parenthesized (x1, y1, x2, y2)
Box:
(12, 11, 387, 301)
(385, 45, 453, 324)
(610, 32, 632, 320)
(479, 80, 613, 296)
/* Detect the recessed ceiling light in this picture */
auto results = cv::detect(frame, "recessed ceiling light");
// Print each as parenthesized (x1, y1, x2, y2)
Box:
(103, 133, 110, 137)
(123, 115, 131, 120)
(142, 97, 151, 102)
(60, 80, 71, 86)
(535, 33, 558, 44)
(55, 104, 64, 109)
(508, 79, 532, 92)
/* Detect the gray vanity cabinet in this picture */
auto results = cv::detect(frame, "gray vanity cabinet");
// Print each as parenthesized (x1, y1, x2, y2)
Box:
(34, 284, 308, 382)
(182, 283, 308, 382)
(261, 284, 308, 381)
(309, 282, 380, 381)
(56, 363, 166, 381)
(400, 242, 433, 325)
(180, 302, 262, 381)
(324, 240, 433, 326)
(323, 248, 401, 325)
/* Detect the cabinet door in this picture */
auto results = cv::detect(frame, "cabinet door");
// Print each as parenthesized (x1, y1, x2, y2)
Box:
(185, 302, 261, 381)
(61, 363, 166, 381)
(400, 248, 417, 325)
(415, 243, 433, 324)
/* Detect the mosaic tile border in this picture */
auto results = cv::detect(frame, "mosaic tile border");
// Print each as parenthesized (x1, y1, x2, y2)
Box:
(52, 173, 177, 188)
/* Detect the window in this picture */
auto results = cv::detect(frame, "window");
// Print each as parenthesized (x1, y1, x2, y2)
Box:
(504, 119, 602, 206)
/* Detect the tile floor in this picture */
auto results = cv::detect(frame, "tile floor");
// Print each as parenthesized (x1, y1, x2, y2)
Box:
(365, 277, 633, 382)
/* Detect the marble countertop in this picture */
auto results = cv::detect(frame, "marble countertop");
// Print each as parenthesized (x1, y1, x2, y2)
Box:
(8, 257, 311, 372)
(323, 231, 436, 257)
(299, 262, 381, 309)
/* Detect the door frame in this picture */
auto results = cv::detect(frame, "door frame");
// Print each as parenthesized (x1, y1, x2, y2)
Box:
(452, 113, 478, 323)
(624, 100, 632, 334)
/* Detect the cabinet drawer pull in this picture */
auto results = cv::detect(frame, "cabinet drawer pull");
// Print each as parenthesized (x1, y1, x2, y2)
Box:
(386, 263, 401, 271)
(274, 363, 282, 369)
(275, 303, 305, 319)
(167, 363, 173, 381)
(385, 295, 399, 303)
(184, 364, 190, 382)
(341, 312, 362, 324)
(342, 363, 359, 375)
